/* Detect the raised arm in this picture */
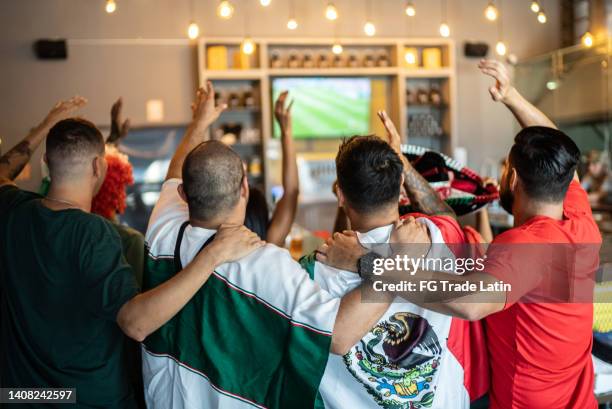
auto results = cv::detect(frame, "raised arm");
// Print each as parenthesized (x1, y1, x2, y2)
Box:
(478, 60, 577, 180)
(377, 110, 456, 218)
(266, 91, 299, 246)
(117, 224, 264, 342)
(0, 96, 87, 187)
(478, 59, 557, 129)
(165, 81, 227, 181)
(106, 97, 131, 146)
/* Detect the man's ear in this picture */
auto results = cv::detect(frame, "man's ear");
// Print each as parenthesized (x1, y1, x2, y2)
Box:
(178, 184, 188, 202)
(240, 175, 249, 199)
(337, 186, 346, 208)
(400, 173, 405, 188)
(510, 168, 518, 192)
(43, 153, 48, 165)
(92, 156, 101, 177)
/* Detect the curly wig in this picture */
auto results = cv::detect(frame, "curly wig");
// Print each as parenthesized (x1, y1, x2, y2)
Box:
(91, 147, 134, 220)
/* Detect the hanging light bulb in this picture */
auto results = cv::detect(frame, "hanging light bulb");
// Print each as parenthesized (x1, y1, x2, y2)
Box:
(241, 37, 255, 55)
(364, 21, 376, 36)
(582, 31, 594, 47)
(260, 0, 271, 6)
(332, 43, 343, 55)
(405, 1, 416, 17)
(530, 1, 540, 13)
(287, 18, 298, 30)
(105, 0, 116, 13)
(485, 2, 498, 21)
(537, 10, 547, 24)
(495, 41, 507, 56)
(439, 23, 450, 37)
(187, 21, 200, 39)
(325, 3, 338, 20)
(217, 0, 234, 19)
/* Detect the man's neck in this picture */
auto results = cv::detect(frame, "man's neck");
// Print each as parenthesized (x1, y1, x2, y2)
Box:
(513, 200, 564, 226)
(45, 182, 93, 213)
(348, 206, 400, 233)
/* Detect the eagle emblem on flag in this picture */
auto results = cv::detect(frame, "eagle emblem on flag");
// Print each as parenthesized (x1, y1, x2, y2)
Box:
(343, 312, 442, 409)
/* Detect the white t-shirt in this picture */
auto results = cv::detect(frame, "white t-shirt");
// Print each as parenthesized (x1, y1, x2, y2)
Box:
(305, 220, 470, 409)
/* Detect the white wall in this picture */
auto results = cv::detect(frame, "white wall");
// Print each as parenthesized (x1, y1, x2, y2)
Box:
(0, 0, 561, 189)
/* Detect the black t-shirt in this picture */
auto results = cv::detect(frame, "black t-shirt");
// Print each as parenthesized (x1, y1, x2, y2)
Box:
(0, 185, 139, 408)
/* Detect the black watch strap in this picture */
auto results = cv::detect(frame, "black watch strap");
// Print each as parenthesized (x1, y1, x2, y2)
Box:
(358, 252, 382, 278)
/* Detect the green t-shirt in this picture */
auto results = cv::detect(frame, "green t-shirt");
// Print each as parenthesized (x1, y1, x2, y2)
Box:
(0, 185, 140, 408)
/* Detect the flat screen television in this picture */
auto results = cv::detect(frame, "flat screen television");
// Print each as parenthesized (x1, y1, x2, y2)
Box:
(272, 77, 372, 139)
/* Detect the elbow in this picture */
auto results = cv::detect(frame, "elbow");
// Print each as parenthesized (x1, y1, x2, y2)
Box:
(330, 337, 353, 356)
(457, 305, 489, 322)
(117, 305, 149, 342)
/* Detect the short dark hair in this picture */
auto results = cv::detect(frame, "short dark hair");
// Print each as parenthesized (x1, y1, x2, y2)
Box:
(182, 140, 245, 221)
(336, 135, 403, 213)
(46, 118, 105, 180)
(509, 126, 580, 202)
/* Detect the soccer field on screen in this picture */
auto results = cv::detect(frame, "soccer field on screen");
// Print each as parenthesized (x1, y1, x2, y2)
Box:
(272, 78, 372, 139)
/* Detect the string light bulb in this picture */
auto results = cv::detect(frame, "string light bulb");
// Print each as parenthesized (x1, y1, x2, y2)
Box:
(217, 0, 234, 19)
(537, 10, 547, 23)
(105, 0, 116, 13)
(187, 21, 200, 39)
(364, 21, 376, 36)
(287, 18, 298, 30)
(485, 2, 498, 21)
(530, 1, 540, 13)
(495, 41, 507, 56)
(582, 31, 594, 47)
(439, 23, 450, 37)
(260, 0, 271, 6)
(325, 3, 338, 21)
(332, 43, 343, 55)
(241, 37, 255, 55)
(405, 1, 416, 17)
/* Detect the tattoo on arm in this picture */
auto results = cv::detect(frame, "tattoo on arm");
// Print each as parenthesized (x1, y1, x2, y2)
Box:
(403, 165, 456, 218)
(0, 141, 32, 181)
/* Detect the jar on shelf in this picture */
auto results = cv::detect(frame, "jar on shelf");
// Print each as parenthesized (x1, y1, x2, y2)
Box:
(429, 85, 443, 106)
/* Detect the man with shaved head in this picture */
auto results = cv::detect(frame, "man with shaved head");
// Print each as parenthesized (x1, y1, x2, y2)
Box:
(0, 99, 263, 407)
(142, 83, 392, 409)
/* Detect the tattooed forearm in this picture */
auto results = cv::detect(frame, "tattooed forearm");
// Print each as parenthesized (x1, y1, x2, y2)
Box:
(0, 141, 32, 181)
(403, 165, 456, 218)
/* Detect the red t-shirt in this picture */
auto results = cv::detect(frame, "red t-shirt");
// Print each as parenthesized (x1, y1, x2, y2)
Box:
(484, 181, 601, 409)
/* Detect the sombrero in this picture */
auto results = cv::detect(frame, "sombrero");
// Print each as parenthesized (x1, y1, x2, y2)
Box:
(399, 145, 499, 216)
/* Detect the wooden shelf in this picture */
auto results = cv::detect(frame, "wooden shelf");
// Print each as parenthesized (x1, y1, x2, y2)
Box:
(267, 67, 399, 77)
(197, 37, 457, 198)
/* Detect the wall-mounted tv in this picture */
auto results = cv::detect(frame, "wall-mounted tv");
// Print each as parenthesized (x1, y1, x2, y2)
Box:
(272, 77, 372, 139)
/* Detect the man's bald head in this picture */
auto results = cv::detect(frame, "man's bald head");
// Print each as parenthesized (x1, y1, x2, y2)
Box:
(182, 140, 245, 222)
(46, 118, 105, 181)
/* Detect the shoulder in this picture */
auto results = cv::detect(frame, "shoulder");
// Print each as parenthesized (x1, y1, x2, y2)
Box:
(404, 212, 465, 244)
(0, 184, 41, 213)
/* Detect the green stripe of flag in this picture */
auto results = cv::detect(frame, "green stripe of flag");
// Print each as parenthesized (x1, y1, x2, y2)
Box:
(144, 257, 332, 409)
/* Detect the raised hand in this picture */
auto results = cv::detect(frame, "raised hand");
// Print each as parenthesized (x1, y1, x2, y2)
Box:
(108, 98, 131, 145)
(206, 224, 265, 265)
(44, 96, 88, 126)
(377, 110, 409, 169)
(191, 81, 227, 128)
(478, 59, 514, 103)
(274, 90, 293, 137)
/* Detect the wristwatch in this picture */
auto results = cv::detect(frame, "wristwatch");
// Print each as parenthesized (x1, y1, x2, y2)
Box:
(357, 252, 383, 278)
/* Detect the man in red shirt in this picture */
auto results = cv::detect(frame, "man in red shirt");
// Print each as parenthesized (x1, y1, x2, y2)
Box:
(318, 60, 602, 408)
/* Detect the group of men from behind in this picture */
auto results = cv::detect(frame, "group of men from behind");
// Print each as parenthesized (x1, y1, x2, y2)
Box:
(0, 60, 602, 409)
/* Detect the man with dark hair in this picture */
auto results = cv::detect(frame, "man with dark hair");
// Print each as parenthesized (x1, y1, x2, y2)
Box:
(300, 131, 474, 409)
(142, 83, 392, 409)
(335, 135, 404, 214)
(320, 60, 602, 409)
(0, 97, 263, 408)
